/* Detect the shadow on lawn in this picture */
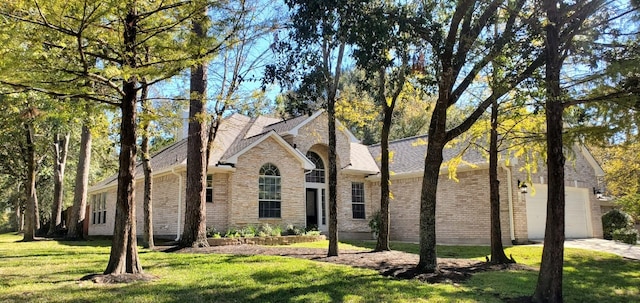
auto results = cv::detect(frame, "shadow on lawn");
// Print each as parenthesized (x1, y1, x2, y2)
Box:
(343, 240, 492, 259)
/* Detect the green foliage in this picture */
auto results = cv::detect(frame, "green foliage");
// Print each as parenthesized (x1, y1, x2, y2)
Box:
(285, 224, 304, 236)
(612, 228, 638, 245)
(602, 209, 635, 240)
(616, 194, 640, 221)
(368, 210, 381, 235)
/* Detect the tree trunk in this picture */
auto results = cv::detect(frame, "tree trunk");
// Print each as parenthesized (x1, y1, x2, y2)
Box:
(327, 94, 339, 257)
(326, 42, 345, 257)
(376, 70, 393, 252)
(141, 83, 154, 249)
(417, 90, 448, 272)
(16, 195, 24, 232)
(532, 1, 565, 301)
(67, 123, 92, 240)
(34, 185, 40, 233)
(489, 99, 512, 264)
(48, 133, 70, 236)
(180, 5, 209, 248)
(22, 123, 37, 242)
(104, 6, 142, 275)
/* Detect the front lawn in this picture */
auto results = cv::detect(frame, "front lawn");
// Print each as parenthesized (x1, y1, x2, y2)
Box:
(0, 233, 638, 302)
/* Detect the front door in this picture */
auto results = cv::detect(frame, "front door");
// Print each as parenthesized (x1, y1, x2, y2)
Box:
(306, 188, 318, 230)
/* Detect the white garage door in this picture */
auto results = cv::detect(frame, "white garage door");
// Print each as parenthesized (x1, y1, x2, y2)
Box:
(525, 185, 592, 239)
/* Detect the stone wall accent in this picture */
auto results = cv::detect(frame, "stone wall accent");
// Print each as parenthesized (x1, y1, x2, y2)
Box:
(229, 136, 306, 228)
(207, 235, 326, 246)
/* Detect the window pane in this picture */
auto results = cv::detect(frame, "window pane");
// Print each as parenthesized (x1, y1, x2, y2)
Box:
(351, 182, 365, 219)
(305, 152, 325, 183)
(352, 204, 365, 219)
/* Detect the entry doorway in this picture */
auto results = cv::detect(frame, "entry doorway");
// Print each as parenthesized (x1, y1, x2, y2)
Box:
(306, 189, 318, 229)
(305, 187, 327, 232)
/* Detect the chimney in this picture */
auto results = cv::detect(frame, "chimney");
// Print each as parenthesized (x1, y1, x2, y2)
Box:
(175, 109, 189, 141)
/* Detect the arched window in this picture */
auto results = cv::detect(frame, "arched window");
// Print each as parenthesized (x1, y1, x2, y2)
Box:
(305, 151, 325, 183)
(259, 163, 281, 218)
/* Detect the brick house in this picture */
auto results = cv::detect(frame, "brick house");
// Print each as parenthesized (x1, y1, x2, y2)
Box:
(87, 110, 605, 244)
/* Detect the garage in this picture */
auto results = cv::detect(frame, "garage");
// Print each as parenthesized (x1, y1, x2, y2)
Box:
(525, 184, 592, 239)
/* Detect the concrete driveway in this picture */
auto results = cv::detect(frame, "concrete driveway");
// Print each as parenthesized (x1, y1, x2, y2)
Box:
(564, 238, 640, 260)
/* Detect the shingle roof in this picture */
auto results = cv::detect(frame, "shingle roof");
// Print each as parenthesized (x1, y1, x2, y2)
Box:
(347, 143, 380, 173)
(367, 135, 487, 174)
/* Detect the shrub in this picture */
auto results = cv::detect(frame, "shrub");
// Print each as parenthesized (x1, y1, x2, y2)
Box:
(240, 225, 257, 238)
(206, 226, 218, 238)
(305, 230, 321, 236)
(285, 224, 305, 236)
(271, 225, 282, 237)
(225, 228, 240, 238)
(259, 223, 273, 237)
(602, 209, 634, 240)
(369, 210, 381, 235)
(612, 228, 638, 245)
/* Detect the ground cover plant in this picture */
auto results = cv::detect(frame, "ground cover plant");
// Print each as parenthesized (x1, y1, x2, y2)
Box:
(1, 233, 639, 302)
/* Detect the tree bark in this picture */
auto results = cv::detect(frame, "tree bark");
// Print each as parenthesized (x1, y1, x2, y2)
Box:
(376, 85, 392, 252)
(417, 70, 451, 272)
(48, 133, 70, 236)
(22, 123, 37, 242)
(104, 6, 142, 275)
(326, 42, 345, 257)
(533, 0, 564, 301)
(489, 99, 512, 264)
(141, 83, 154, 249)
(66, 123, 92, 240)
(180, 4, 209, 248)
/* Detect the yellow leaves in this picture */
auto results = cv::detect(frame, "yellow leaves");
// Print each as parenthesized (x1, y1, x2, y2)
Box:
(102, 65, 122, 79)
(412, 138, 427, 146)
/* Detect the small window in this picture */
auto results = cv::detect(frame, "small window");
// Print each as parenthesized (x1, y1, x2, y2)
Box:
(259, 163, 281, 218)
(206, 174, 213, 203)
(351, 182, 365, 219)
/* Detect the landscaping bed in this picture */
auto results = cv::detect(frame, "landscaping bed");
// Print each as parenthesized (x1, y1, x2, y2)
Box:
(207, 235, 326, 246)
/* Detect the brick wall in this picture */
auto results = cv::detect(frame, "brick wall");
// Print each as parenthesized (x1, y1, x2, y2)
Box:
(369, 168, 513, 244)
(229, 136, 307, 228)
(207, 172, 230, 233)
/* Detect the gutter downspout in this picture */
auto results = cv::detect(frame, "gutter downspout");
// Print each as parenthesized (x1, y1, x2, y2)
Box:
(501, 163, 516, 243)
(171, 168, 183, 241)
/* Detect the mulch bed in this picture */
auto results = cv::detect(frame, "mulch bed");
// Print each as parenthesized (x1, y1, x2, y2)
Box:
(160, 244, 535, 284)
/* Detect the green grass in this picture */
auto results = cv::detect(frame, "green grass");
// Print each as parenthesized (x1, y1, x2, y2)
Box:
(1, 233, 638, 303)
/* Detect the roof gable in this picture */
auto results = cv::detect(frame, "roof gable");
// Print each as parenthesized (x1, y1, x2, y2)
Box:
(224, 130, 315, 170)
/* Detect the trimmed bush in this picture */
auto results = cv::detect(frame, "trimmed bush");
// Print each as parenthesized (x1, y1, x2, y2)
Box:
(612, 228, 638, 245)
(602, 209, 634, 240)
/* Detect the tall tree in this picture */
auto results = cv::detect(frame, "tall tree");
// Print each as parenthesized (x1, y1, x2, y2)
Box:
(66, 121, 92, 240)
(140, 80, 154, 249)
(271, 0, 350, 256)
(181, 1, 210, 248)
(411, 0, 544, 272)
(0, 0, 212, 275)
(47, 132, 70, 235)
(532, 0, 606, 301)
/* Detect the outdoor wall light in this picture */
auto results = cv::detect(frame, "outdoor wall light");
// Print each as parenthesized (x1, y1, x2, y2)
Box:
(593, 187, 604, 200)
(517, 180, 528, 194)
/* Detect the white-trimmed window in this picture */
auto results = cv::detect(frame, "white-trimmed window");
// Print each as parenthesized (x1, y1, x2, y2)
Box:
(259, 163, 281, 218)
(206, 174, 213, 203)
(91, 193, 107, 225)
(351, 182, 365, 219)
(305, 151, 325, 183)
